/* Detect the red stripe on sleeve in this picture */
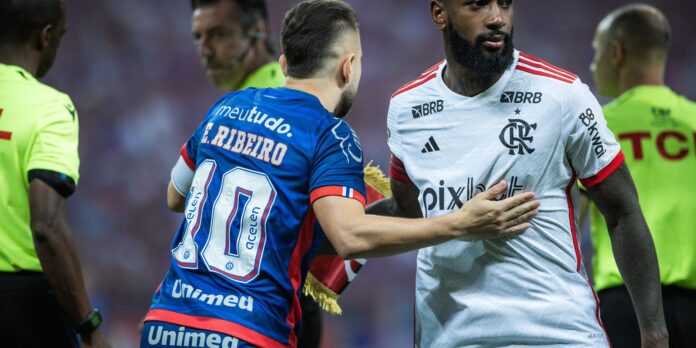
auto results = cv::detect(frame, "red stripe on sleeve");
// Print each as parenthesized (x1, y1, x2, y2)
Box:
(579, 151, 625, 188)
(180, 144, 195, 170)
(389, 155, 412, 184)
(519, 52, 578, 78)
(391, 73, 437, 99)
(310, 186, 366, 207)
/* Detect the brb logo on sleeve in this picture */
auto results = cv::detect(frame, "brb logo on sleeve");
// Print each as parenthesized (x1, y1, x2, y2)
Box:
(412, 100, 444, 118)
(499, 119, 537, 155)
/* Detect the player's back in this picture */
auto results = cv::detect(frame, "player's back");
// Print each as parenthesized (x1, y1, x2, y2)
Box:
(592, 86, 696, 291)
(146, 87, 366, 348)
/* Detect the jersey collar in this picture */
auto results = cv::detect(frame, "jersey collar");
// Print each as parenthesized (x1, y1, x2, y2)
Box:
(238, 62, 285, 90)
(0, 63, 36, 82)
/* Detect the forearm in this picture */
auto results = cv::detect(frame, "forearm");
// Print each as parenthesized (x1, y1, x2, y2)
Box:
(335, 212, 458, 259)
(608, 211, 666, 334)
(33, 219, 93, 325)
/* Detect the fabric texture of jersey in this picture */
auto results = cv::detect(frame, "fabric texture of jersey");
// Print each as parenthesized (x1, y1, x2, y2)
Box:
(388, 51, 622, 347)
(591, 85, 696, 291)
(238, 62, 285, 91)
(0, 63, 80, 272)
(145, 87, 366, 348)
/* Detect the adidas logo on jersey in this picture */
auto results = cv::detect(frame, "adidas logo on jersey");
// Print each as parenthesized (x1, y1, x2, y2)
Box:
(421, 136, 440, 153)
(412, 100, 444, 119)
(500, 91, 543, 104)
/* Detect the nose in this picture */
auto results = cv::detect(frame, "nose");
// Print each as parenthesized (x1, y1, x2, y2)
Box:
(197, 37, 213, 61)
(485, 3, 506, 29)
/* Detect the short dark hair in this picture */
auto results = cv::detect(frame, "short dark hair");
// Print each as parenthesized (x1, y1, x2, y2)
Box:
(191, 0, 275, 54)
(281, 0, 359, 78)
(0, 0, 62, 45)
(609, 5, 671, 57)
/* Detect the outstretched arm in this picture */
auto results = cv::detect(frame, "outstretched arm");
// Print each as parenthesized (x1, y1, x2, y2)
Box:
(587, 163, 668, 347)
(315, 180, 539, 259)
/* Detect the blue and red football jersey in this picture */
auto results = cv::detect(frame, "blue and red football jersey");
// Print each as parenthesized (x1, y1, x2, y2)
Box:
(145, 88, 366, 348)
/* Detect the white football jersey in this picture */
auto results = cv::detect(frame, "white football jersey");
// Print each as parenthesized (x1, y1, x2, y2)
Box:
(388, 50, 624, 347)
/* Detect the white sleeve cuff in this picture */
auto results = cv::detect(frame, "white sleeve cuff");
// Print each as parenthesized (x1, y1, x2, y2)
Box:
(171, 156, 194, 195)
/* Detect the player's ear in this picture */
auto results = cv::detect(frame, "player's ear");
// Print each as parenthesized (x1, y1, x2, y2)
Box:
(279, 55, 288, 77)
(610, 39, 625, 67)
(340, 53, 355, 87)
(431, 0, 447, 31)
(36, 24, 53, 51)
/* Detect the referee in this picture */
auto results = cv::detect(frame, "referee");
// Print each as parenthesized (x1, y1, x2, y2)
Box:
(589, 4, 696, 348)
(0, 1, 108, 347)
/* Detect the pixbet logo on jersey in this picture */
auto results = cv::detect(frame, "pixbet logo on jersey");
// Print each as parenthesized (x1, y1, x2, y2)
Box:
(500, 91, 543, 104)
(421, 177, 524, 215)
(412, 100, 444, 118)
(499, 119, 537, 155)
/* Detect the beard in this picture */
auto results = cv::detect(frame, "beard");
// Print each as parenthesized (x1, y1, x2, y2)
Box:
(446, 21, 515, 77)
(333, 86, 357, 119)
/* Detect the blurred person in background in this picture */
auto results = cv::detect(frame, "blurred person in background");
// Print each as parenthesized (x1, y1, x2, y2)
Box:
(369, 0, 669, 346)
(141, 0, 539, 347)
(0, 0, 108, 347)
(586, 4, 696, 348)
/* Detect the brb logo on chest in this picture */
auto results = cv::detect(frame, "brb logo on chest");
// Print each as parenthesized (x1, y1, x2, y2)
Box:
(499, 119, 537, 155)
(412, 100, 444, 118)
(500, 91, 543, 104)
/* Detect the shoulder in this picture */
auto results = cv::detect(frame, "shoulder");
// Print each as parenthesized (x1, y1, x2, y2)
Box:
(388, 60, 445, 120)
(514, 52, 596, 110)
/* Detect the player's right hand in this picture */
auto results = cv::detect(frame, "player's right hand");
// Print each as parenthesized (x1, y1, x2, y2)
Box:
(457, 180, 540, 240)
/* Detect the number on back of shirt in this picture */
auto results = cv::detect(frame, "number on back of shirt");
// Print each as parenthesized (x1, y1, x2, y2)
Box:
(172, 160, 276, 283)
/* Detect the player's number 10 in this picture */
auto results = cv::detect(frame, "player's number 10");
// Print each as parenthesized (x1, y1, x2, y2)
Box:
(172, 160, 276, 283)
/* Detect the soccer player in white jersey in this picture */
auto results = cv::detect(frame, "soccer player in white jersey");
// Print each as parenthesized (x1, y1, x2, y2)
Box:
(370, 1, 669, 347)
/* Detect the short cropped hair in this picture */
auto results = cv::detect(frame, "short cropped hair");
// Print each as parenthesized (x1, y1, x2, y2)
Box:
(0, 0, 62, 45)
(280, 0, 359, 78)
(191, 0, 274, 54)
(609, 5, 671, 57)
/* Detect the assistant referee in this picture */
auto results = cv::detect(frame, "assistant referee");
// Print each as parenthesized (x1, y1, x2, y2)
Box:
(589, 4, 696, 348)
(0, 1, 108, 347)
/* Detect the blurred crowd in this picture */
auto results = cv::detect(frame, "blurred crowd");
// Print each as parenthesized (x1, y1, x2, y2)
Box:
(43, 1, 695, 347)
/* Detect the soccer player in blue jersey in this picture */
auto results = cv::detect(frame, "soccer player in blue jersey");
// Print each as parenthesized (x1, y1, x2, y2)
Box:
(141, 1, 539, 347)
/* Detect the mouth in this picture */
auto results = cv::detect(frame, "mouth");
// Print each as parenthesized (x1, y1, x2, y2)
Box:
(482, 34, 505, 49)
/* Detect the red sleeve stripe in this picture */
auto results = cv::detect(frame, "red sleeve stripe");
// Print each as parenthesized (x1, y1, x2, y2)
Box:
(518, 57, 577, 81)
(516, 65, 575, 84)
(391, 73, 437, 99)
(519, 52, 578, 78)
(310, 186, 367, 207)
(389, 155, 412, 184)
(179, 144, 195, 170)
(580, 150, 625, 188)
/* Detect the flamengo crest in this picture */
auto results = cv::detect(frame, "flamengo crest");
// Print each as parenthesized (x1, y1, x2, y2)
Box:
(499, 119, 537, 155)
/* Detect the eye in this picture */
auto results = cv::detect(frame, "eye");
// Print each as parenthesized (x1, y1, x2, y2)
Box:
(499, 0, 512, 8)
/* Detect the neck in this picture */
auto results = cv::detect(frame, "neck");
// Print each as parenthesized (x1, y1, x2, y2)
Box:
(0, 45, 38, 76)
(283, 77, 340, 114)
(443, 58, 504, 97)
(617, 61, 665, 95)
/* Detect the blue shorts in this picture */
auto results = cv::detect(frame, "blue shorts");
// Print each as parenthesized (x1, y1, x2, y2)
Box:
(141, 321, 256, 348)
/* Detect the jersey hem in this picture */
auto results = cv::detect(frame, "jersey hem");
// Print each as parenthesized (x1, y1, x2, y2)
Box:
(309, 186, 366, 207)
(579, 151, 625, 188)
(144, 309, 289, 348)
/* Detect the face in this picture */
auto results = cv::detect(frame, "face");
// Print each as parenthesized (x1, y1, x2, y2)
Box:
(192, 0, 254, 90)
(591, 19, 619, 97)
(334, 32, 362, 119)
(36, 2, 67, 78)
(440, 0, 515, 76)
